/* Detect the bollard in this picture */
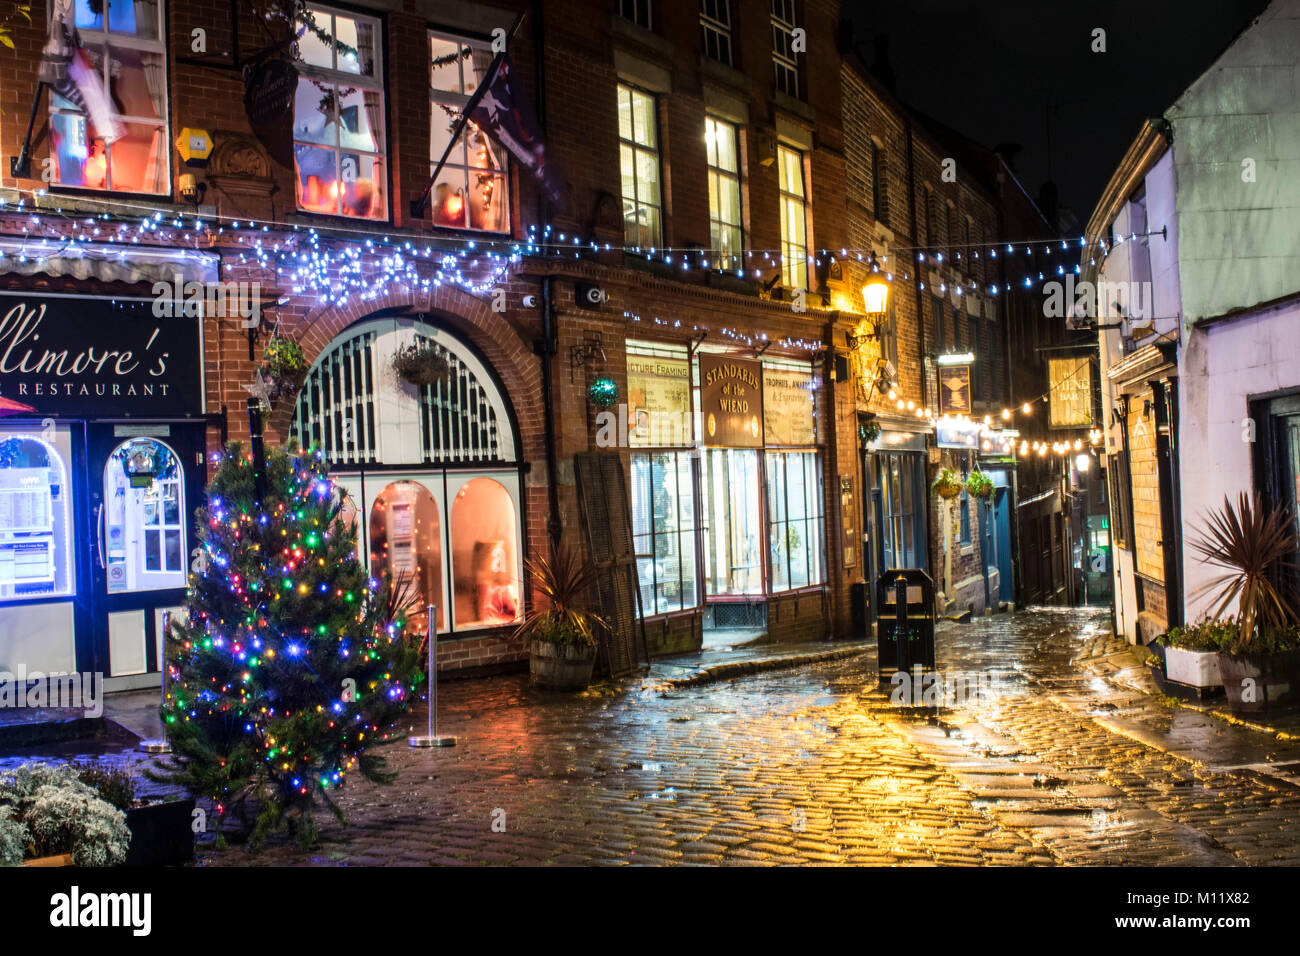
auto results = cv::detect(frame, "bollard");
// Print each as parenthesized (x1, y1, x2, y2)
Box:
(409, 604, 456, 748)
(139, 611, 173, 754)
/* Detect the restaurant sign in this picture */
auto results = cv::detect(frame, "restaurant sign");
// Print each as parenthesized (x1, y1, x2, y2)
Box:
(700, 354, 763, 448)
(0, 295, 203, 418)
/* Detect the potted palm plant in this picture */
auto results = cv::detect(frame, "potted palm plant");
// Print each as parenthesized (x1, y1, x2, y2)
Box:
(515, 538, 606, 691)
(1188, 493, 1300, 711)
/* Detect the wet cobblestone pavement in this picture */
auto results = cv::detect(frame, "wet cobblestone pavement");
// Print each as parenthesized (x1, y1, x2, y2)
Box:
(176, 606, 1300, 865)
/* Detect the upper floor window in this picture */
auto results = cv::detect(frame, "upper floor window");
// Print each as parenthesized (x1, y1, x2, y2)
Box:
(48, 0, 167, 194)
(429, 32, 510, 233)
(700, 0, 733, 66)
(705, 117, 742, 272)
(618, 0, 652, 30)
(777, 145, 808, 291)
(618, 84, 661, 248)
(771, 0, 799, 98)
(294, 4, 387, 220)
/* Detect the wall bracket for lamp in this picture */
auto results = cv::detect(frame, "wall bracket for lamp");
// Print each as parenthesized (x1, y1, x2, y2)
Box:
(569, 331, 605, 383)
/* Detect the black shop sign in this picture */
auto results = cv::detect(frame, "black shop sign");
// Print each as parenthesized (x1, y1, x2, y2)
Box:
(0, 295, 203, 418)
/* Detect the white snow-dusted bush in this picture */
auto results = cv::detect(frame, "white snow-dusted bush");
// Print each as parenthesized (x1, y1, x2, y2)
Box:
(0, 807, 28, 865)
(0, 762, 130, 866)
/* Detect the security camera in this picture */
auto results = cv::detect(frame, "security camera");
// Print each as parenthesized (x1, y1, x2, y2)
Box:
(522, 293, 538, 309)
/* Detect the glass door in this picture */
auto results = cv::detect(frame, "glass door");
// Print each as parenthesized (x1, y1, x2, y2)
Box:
(89, 424, 206, 682)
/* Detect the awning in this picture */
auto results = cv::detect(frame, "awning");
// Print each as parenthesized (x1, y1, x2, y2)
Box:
(0, 237, 219, 285)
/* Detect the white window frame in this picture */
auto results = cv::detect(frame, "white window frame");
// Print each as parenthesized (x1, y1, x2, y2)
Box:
(618, 83, 662, 249)
(770, 0, 799, 98)
(700, 0, 733, 66)
(777, 144, 808, 291)
(705, 116, 743, 272)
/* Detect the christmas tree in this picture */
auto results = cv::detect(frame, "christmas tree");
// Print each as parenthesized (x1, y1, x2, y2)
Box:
(151, 442, 420, 848)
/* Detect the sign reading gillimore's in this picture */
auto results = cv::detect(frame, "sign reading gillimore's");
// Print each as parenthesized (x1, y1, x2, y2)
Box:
(0, 295, 203, 418)
(699, 354, 763, 448)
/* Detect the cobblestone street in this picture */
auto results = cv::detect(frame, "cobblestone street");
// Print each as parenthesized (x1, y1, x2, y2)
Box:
(193, 607, 1300, 866)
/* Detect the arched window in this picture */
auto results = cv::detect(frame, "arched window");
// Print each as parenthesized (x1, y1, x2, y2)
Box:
(450, 477, 520, 629)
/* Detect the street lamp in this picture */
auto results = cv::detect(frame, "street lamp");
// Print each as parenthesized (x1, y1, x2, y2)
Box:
(862, 278, 889, 316)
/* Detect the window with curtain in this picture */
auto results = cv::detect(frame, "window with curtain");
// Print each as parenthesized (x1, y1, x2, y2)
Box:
(767, 451, 823, 592)
(48, 0, 167, 194)
(428, 31, 509, 233)
(705, 116, 742, 272)
(631, 451, 698, 616)
(777, 145, 808, 291)
(700, 0, 733, 66)
(294, 4, 387, 220)
(770, 0, 799, 98)
(618, 84, 661, 248)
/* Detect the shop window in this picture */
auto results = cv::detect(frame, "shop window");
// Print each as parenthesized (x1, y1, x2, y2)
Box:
(48, 0, 167, 193)
(103, 439, 185, 593)
(368, 481, 444, 633)
(767, 451, 823, 591)
(450, 477, 521, 629)
(618, 84, 661, 248)
(770, 0, 799, 98)
(631, 451, 698, 616)
(702, 448, 763, 595)
(0, 431, 73, 601)
(877, 452, 923, 570)
(428, 31, 509, 232)
(777, 145, 808, 291)
(705, 116, 743, 272)
(700, 0, 732, 66)
(294, 4, 386, 219)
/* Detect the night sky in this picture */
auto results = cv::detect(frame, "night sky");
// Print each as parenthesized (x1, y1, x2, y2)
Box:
(843, 0, 1273, 230)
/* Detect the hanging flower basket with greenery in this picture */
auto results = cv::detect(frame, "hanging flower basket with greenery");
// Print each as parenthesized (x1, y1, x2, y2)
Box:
(258, 335, 308, 407)
(392, 343, 452, 388)
(965, 470, 995, 499)
(932, 467, 963, 499)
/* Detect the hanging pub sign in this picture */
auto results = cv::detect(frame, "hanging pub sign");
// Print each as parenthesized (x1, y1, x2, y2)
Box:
(1049, 356, 1094, 428)
(935, 418, 980, 450)
(937, 364, 971, 416)
(763, 366, 815, 447)
(0, 295, 203, 418)
(627, 353, 691, 447)
(243, 48, 297, 169)
(699, 354, 763, 448)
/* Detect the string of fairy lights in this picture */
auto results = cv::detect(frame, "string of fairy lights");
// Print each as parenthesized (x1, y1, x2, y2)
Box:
(0, 187, 1110, 457)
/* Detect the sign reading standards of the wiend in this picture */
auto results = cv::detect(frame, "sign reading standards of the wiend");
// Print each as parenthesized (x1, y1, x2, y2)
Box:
(0, 295, 203, 418)
(700, 354, 763, 448)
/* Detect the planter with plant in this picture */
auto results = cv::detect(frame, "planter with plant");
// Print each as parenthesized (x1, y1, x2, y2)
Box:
(391, 342, 452, 388)
(0, 763, 131, 867)
(515, 538, 606, 691)
(965, 470, 994, 500)
(1157, 619, 1232, 689)
(932, 467, 963, 500)
(1188, 493, 1300, 712)
(72, 764, 196, 868)
(257, 335, 308, 408)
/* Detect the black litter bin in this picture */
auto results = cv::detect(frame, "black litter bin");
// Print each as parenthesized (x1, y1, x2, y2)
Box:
(850, 581, 870, 642)
(875, 568, 936, 678)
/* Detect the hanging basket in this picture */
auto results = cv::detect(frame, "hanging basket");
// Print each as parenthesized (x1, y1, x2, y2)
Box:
(932, 467, 963, 499)
(392, 344, 452, 387)
(965, 471, 995, 499)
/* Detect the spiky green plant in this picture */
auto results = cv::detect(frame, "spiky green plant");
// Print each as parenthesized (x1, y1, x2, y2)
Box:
(514, 538, 607, 647)
(1188, 493, 1300, 653)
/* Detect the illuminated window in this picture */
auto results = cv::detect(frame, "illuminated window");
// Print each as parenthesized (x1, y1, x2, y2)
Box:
(618, 84, 661, 248)
(294, 4, 387, 219)
(767, 451, 823, 591)
(0, 430, 73, 601)
(450, 477, 521, 629)
(631, 451, 698, 616)
(369, 481, 445, 633)
(102, 439, 185, 593)
(702, 448, 763, 596)
(48, 0, 167, 193)
(700, 0, 732, 66)
(705, 117, 742, 272)
(777, 145, 808, 290)
(770, 0, 799, 98)
(428, 31, 509, 233)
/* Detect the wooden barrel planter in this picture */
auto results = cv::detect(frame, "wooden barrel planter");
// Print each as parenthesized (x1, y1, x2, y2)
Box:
(529, 639, 596, 691)
(23, 854, 74, 867)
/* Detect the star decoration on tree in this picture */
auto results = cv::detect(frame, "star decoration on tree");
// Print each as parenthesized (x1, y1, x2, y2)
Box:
(243, 368, 275, 410)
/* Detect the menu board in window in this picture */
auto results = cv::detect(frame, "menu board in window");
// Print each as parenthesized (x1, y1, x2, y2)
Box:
(0, 465, 59, 592)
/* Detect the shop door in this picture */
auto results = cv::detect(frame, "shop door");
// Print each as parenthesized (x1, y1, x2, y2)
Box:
(88, 424, 207, 683)
(993, 487, 1013, 602)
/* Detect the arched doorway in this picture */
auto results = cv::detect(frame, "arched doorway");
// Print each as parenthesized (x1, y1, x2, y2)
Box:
(290, 316, 523, 637)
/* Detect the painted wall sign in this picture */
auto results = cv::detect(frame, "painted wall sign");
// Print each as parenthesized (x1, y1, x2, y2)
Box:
(627, 354, 691, 447)
(762, 366, 815, 447)
(1049, 356, 1093, 428)
(938, 364, 971, 416)
(0, 296, 203, 418)
(699, 354, 763, 448)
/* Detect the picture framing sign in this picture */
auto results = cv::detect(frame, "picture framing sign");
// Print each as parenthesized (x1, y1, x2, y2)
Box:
(1049, 356, 1094, 428)
(699, 354, 763, 448)
(627, 353, 691, 447)
(938, 364, 971, 416)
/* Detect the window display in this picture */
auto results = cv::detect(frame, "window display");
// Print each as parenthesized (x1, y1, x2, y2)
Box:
(450, 477, 521, 629)
(368, 481, 444, 633)
(702, 448, 763, 595)
(102, 439, 185, 593)
(0, 430, 73, 601)
(767, 451, 823, 591)
(631, 451, 698, 615)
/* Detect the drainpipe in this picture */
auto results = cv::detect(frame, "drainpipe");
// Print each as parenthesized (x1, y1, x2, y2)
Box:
(905, 118, 935, 586)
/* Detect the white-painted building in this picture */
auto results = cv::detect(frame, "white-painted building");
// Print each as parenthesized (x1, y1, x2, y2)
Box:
(1082, 0, 1300, 642)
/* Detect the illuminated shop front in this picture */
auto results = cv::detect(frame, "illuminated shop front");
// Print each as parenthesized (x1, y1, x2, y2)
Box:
(0, 290, 208, 689)
(627, 341, 825, 634)
(289, 315, 523, 639)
